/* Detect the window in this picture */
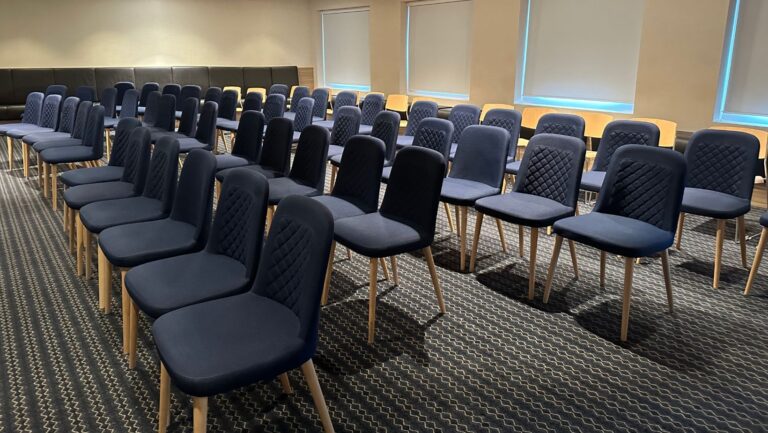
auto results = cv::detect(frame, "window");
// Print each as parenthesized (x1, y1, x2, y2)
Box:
(321, 8, 371, 92)
(714, 0, 768, 126)
(407, 0, 473, 100)
(515, 0, 645, 113)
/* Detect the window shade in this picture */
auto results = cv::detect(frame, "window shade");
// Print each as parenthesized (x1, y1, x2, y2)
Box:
(321, 8, 371, 92)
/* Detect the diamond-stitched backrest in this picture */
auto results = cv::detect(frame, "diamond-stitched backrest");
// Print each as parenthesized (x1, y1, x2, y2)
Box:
(289, 125, 330, 192)
(593, 120, 660, 171)
(232, 110, 265, 161)
(269, 84, 290, 99)
(597, 145, 687, 233)
(75, 86, 96, 103)
(108, 118, 141, 167)
(332, 91, 358, 119)
(118, 89, 140, 119)
(203, 87, 222, 105)
(405, 101, 439, 136)
(448, 104, 481, 143)
(243, 92, 263, 112)
(259, 117, 294, 175)
(142, 136, 179, 214)
(218, 90, 239, 121)
(332, 135, 386, 214)
(170, 149, 216, 248)
(141, 91, 161, 127)
(329, 106, 361, 148)
(534, 113, 585, 140)
(311, 88, 330, 120)
(208, 168, 269, 280)
(177, 97, 199, 137)
(361, 93, 385, 126)
(371, 111, 401, 165)
(38, 94, 61, 129)
(57, 97, 80, 134)
(450, 125, 510, 189)
(685, 129, 759, 199)
(20, 92, 44, 125)
(482, 109, 522, 159)
(515, 133, 585, 208)
(71, 101, 93, 139)
(81, 105, 106, 160)
(293, 97, 315, 132)
(154, 94, 177, 132)
(194, 101, 218, 150)
(251, 196, 334, 351)
(100, 87, 117, 118)
(139, 82, 159, 107)
(290, 86, 311, 112)
(113, 82, 134, 107)
(413, 118, 454, 163)
(178, 85, 201, 111)
(263, 94, 286, 125)
(121, 127, 152, 195)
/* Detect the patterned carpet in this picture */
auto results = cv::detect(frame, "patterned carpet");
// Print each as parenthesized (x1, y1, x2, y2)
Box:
(0, 142, 767, 432)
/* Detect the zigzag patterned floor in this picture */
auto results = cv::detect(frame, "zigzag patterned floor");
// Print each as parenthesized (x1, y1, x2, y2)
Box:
(0, 143, 767, 432)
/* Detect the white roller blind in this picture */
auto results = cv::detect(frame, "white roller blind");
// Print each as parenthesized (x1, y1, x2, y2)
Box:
(407, 0, 473, 100)
(321, 8, 371, 91)
(516, 0, 645, 113)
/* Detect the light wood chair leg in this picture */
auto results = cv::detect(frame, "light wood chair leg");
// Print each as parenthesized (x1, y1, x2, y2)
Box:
(346, 248, 351, 260)
(159, 363, 171, 433)
(22, 142, 29, 177)
(737, 216, 747, 268)
(423, 247, 446, 313)
(443, 202, 454, 233)
(51, 164, 58, 210)
(43, 163, 49, 197)
(495, 218, 507, 253)
(367, 258, 378, 344)
(675, 212, 685, 250)
(121, 270, 130, 351)
(454, 205, 461, 236)
(193, 396, 208, 433)
(75, 213, 84, 276)
(469, 212, 484, 273)
(745, 228, 767, 296)
(7, 137, 13, 171)
(390, 256, 399, 286)
(301, 360, 335, 433)
(379, 258, 390, 281)
(599, 251, 606, 288)
(128, 297, 138, 369)
(518, 225, 525, 258)
(713, 219, 726, 289)
(568, 240, 579, 280)
(329, 165, 337, 191)
(37, 157, 43, 188)
(459, 206, 468, 272)
(279, 373, 293, 394)
(542, 235, 564, 304)
(660, 249, 673, 313)
(63, 202, 69, 232)
(321, 241, 336, 306)
(527, 227, 538, 300)
(215, 181, 221, 202)
(266, 206, 274, 232)
(97, 246, 111, 312)
(84, 229, 93, 279)
(620, 257, 635, 342)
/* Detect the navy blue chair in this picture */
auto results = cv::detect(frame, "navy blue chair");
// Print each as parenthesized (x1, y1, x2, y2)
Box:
(113, 82, 135, 111)
(290, 97, 316, 143)
(202, 87, 222, 105)
(242, 91, 263, 112)
(315, 90, 357, 129)
(151, 195, 335, 433)
(483, 108, 522, 164)
(214, 110, 265, 173)
(263, 93, 286, 125)
(105, 89, 139, 129)
(381, 117, 453, 183)
(675, 129, 759, 288)
(581, 120, 660, 194)
(396, 100, 438, 148)
(358, 93, 386, 135)
(140, 91, 161, 128)
(269, 83, 290, 99)
(32, 101, 93, 188)
(2, 92, 44, 170)
(506, 113, 585, 176)
(23, 96, 80, 177)
(440, 125, 510, 271)
(744, 212, 768, 295)
(330, 146, 447, 343)
(215, 90, 240, 153)
(267, 125, 330, 209)
(326, 106, 361, 160)
(311, 87, 330, 121)
(161, 84, 181, 101)
(473, 134, 585, 298)
(175, 85, 201, 117)
(284, 86, 310, 120)
(100, 87, 118, 120)
(137, 82, 160, 115)
(97, 149, 216, 368)
(8, 94, 63, 177)
(448, 104, 481, 150)
(75, 86, 97, 103)
(146, 94, 177, 135)
(543, 145, 686, 342)
(45, 84, 68, 98)
(151, 97, 199, 143)
(216, 117, 294, 184)
(178, 101, 218, 154)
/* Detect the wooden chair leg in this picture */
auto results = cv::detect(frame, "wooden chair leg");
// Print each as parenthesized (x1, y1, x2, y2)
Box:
(215, 180, 221, 203)
(745, 228, 768, 296)
(128, 297, 138, 369)
(518, 225, 525, 258)
(279, 373, 293, 394)
(737, 216, 747, 268)
(459, 206, 468, 272)
(329, 165, 337, 191)
(37, 157, 43, 188)
(301, 360, 335, 433)
(675, 212, 685, 250)
(443, 202, 454, 232)
(660, 249, 673, 313)
(266, 206, 274, 232)
(7, 137, 13, 171)
(51, 164, 58, 210)
(321, 241, 336, 306)
(193, 396, 208, 433)
(469, 212, 484, 273)
(542, 235, 564, 304)
(159, 363, 171, 433)
(454, 205, 461, 236)
(22, 142, 29, 177)
(423, 247, 446, 313)
(43, 163, 49, 197)
(75, 213, 84, 276)
(495, 218, 507, 253)
(599, 251, 606, 288)
(367, 258, 378, 344)
(390, 256, 399, 286)
(568, 240, 579, 280)
(620, 257, 635, 342)
(713, 219, 726, 289)
(98, 246, 111, 312)
(379, 257, 390, 281)
(68, 208, 76, 254)
(84, 228, 93, 279)
(527, 227, 538, 300)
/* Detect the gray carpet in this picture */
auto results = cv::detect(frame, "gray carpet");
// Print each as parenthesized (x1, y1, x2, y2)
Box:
(0, 142, 767, 432)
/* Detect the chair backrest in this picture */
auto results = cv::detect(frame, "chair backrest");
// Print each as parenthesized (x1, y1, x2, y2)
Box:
(82, 104, 106, 160)
(412, 117, 454, 164)
(162, 84, 181, 100)
(45, 84, 68, 98)
(222, 86, 241, 102)
(246, 87, 266, 101)
(329, 106, 361, 148)
(448, 104, 481, 144)
(57, 97, 80, 134)
(522, 107, 557, 130)
(632, 118, 677, 148)
(710, 125, 768, 160)
(290, 86, 311, 112)
(259, 117, 294, 175)
(481, 103, 515, 121)
(141, 91, 161, 127)
(593, 120, 660, 172)
(596, 145, 687, 234)
(218, 90, 239, 121)
(534, 113, 585, 140)
(177, 97, 200, 137)
(250, 195, 334, 354)
(243, 92, 263, 112)
(100, 87, 117, 118)
(178, 85, 201, 111)
(169, 149, 216, 249)
(289, 125, 330, 192)
(139, 82, 160, 106)
(311, 88, 330, 120)
(203, 87, 223, 105)
(482, 108, 522, 160)
(207, 168, 269, 282)
(582, 112, 614, 139)
(449, 125, 510, 189)
(514, 133, 586, 210)
(263, 94, 286, 124)
(113, 82, 135, 107)
(118, 89, 140, 119)
(75, 86, 96, 102)
(120, 126, 152, 195)
(685, 129, 759, 200)
(232, 110, 266, 161)
(20, 92, 44, 125)
(386, 94, 409, 113)
(332, 91, 358, 119)
(71, 101, 93, 139)
(108, 118, 142, 167)
(371, 110, 401, 165)
(269, 84, 290, 99)
(141, 135, 180, 214)
(293, 97, 315, 132)
(195, 101, 218, 150)
(380, 146, 446, 243)
(39, 94, 62, 129)
(361, 93, 386, 126)
(405, 100, 439, 136)
(332, 135, 386, 214)
(154, 94, 177, 132)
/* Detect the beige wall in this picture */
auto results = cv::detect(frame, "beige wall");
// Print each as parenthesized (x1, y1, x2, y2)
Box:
(0, 0, 314, 68)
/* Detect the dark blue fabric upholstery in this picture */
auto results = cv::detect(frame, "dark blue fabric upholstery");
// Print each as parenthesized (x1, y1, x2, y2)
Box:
(56, 96, 80, 134)
(268, 125, 330, 205)
(45, 85, 67, 98)
(269, 84, 290, 99)
(176, 97, 200, 138)
(384, 117, 453, 183)
(327, 106, 361, 160)
(101, 87, 117, 118)
(371, 111, 400, 166)
(405, 101, 438, 137)
(40, 105, 105, 165)
(263, 94, 286, 125)
(217, 117, 293, 182)
(7, 94, 61, 137)
(333, 91, 357, 116)
(141, 91, 161, 127)
(119, 89, 140, 119)
(292, 97, 315, 133)
(162, 84, 181, 100)
(75, 86, 97, 103)
(361, 93, 385, 126)
(761, 212, 768, 228)
(203, 87, 222, 105)
(290, 86, 310, 112)
(149, 94, 177, 133)
(215, 111, 265, 171)
(113, 82, 135, 108)
(31, 101, 93, 152)
(178, 85, 201, 111)
(138, 82, 160, 108)
(448, 104, 481, 144)
(534, 113, 585, 140)
(178, 101, 218, 153)
(0, 92, 43, 132)
(482, 109, 522, 160)
(579, 170, 605, 193)
(311, 88, 330, 120)
(218, 90, 239, 121)
(242, 92, 263, 112)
